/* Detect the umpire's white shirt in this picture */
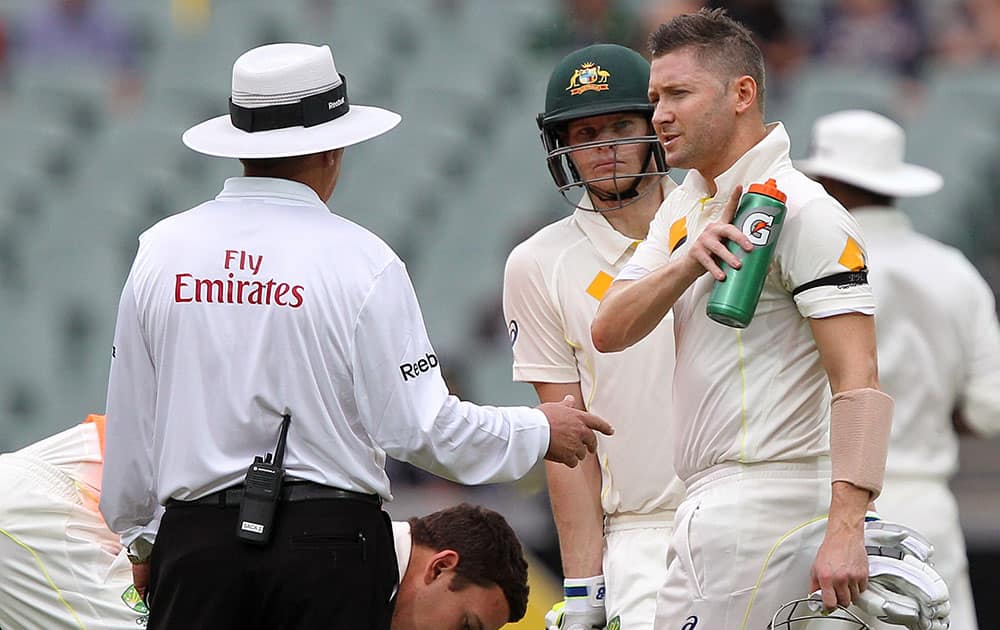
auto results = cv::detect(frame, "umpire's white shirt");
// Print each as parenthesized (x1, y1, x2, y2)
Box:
(503, 180, 684, 517)
(101, 177, 549, 545)
(620, 124, 876, 482)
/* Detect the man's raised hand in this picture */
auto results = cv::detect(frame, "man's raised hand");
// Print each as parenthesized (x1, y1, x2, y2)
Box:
(683, 185, 753, 281)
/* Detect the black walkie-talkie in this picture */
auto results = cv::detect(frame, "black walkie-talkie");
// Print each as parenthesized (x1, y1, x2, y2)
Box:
(236, 414, 291, 545)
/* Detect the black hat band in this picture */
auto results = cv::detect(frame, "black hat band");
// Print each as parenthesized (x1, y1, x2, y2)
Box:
(229, 74, 350, 132)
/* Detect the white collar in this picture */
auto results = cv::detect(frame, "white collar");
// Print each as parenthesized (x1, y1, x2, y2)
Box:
(216, 177, 328, 209)
(681, 122, 791, 198)
(392, 521, 412, 579)
(572, 177, 674, 265)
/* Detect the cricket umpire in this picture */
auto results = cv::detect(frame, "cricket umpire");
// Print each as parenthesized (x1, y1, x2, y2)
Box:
(798, 109, 1000, 629)
(99, 42, 612, 630)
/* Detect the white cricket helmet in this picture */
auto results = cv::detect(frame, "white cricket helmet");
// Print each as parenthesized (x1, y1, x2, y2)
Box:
(769, 596, 869, 630)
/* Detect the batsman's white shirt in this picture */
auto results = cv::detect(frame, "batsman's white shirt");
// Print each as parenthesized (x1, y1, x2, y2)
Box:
(101, 177, 549, 547)
(620, 123, 876, 482)
(504, 181, 683, 629)
(503, 180, 684, 517)
(0, 420, 148, 629)
(854, 206, 1000, 630)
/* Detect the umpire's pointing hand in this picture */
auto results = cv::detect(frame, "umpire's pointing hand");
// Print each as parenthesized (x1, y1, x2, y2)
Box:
(540, 395, 614, 468)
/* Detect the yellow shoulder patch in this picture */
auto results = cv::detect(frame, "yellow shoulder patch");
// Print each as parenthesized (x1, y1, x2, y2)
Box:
(838, 237, 866, 271)
(668, 217, 688, 253)
(586, 271, 614, 301)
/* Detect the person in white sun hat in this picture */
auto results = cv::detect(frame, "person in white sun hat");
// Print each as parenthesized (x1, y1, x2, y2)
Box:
(99, 42, 613, 630)
(798, 108, 1000, 630)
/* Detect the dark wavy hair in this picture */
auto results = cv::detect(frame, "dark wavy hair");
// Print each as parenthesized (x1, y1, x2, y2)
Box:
(408, 503, 529, 622)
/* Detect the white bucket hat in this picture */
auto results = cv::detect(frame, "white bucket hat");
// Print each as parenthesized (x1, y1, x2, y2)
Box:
(182, 43, 401, 159)
(796, 109, 942, 198)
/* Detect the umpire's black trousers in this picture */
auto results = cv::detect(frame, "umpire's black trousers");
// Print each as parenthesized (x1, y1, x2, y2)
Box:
(147, 490, 397, 629)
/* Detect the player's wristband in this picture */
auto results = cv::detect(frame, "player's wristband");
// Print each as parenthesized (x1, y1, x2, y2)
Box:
(830, 388, 893, 499)
(563, 575, 605, 614)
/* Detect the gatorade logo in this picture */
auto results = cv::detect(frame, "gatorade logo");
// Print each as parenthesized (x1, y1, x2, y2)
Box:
(400, 353, 439, 381)
(741, 211, 774, 246)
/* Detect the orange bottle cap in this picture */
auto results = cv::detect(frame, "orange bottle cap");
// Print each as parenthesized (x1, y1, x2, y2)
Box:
(748, 178, 787, 203)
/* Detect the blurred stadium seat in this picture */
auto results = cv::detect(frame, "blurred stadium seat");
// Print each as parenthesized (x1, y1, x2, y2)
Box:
(901, 64, 1000, 256)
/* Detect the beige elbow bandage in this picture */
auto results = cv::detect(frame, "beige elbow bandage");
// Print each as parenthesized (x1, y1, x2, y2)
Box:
(830, 388, 894, 499)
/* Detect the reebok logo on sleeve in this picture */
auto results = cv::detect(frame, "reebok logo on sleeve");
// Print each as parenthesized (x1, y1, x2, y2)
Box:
(399, 353, 438, 381)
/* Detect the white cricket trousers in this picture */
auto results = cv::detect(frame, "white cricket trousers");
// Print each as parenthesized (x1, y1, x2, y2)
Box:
(604, 511, 674, 630)
(653, 457, 887, 630)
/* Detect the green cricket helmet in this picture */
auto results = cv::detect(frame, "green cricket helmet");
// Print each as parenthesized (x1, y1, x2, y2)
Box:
(537, 43, 668, 210)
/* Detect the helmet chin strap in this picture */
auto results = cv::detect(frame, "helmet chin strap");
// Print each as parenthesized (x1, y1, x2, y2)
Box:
(586, 181, 641, 202)
(583, 144, 654, 205)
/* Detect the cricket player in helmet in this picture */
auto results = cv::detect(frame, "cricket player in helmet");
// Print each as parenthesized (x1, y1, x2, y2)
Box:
(538, 43, 671, 211)
(505, 43, 682, 630)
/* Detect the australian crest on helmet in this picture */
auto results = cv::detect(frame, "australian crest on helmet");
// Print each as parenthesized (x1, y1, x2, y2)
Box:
(566, 62, 611, 96)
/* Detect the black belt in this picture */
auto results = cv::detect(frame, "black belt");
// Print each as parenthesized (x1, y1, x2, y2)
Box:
(168, 481, 382, 508)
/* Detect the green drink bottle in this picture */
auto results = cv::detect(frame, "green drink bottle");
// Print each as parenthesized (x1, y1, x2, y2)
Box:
(706, 178, 787, 328)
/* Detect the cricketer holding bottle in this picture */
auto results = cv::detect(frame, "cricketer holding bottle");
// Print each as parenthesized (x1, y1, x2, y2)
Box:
(591, 9, 894, 630)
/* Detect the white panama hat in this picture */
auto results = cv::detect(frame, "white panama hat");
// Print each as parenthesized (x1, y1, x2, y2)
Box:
(796, 109, 942, 198)
(182, 43, 401, 159)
